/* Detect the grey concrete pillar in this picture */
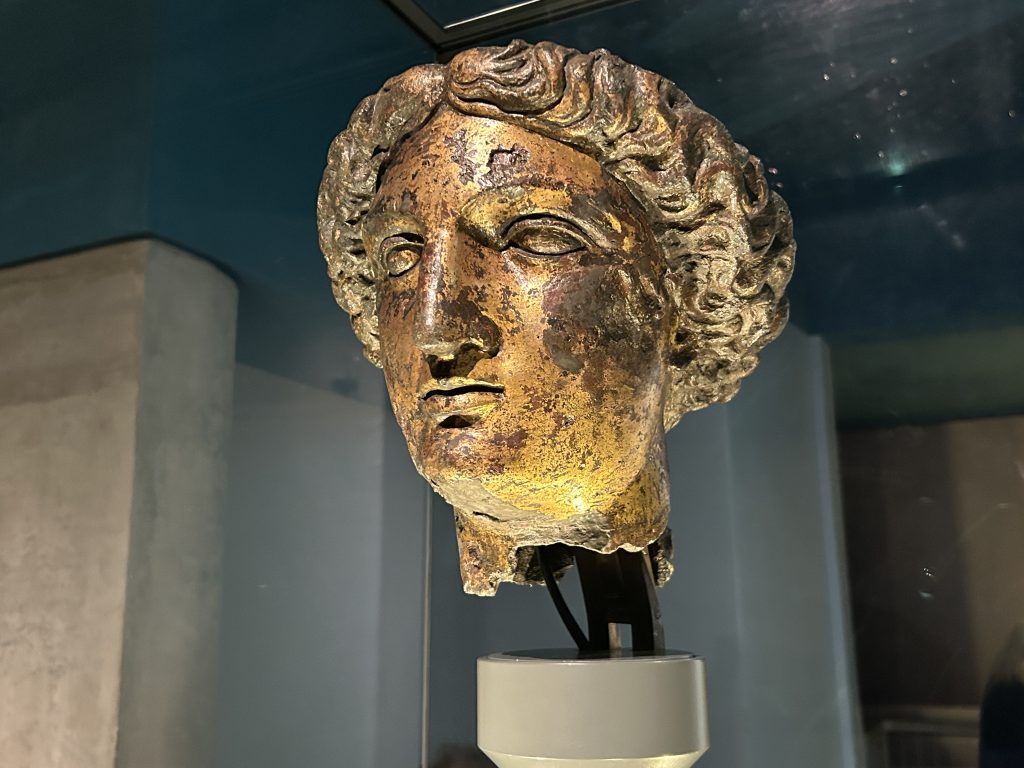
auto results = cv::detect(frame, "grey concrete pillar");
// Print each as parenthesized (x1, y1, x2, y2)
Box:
(0, 239, 237, 768)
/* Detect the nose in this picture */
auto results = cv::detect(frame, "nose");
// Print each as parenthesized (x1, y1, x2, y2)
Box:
(413, 229, 500, 363)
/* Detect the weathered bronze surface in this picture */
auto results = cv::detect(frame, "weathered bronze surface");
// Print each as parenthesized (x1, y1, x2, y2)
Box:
(317, 40, 794, 596)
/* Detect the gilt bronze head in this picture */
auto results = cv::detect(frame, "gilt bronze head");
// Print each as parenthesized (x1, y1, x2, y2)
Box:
(317, 40, 794, 595)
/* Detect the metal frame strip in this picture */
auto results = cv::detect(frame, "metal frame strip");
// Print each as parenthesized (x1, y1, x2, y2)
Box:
(383, 0, 632, 53)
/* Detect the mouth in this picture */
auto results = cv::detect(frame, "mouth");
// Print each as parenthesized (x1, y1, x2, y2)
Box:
(419, 377, 505, 428)
(420, 377, 505, 400)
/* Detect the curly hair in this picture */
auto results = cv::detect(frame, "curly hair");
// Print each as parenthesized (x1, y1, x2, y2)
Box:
(317, 40, 794, 429)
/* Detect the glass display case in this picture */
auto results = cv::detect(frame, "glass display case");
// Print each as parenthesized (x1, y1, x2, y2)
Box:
(0, 1, 1021, 767)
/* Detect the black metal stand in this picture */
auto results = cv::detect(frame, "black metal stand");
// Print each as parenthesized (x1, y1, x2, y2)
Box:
(537, 545, 665, 653)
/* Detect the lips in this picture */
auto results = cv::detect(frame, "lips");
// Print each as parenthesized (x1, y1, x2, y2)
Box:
(419, 377, 505, 427)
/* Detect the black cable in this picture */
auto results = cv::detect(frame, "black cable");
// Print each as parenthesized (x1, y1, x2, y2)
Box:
(537, 547, 590, 651)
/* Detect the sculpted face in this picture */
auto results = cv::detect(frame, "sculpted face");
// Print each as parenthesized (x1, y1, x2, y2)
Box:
(364, 108, 673, 589)
(318, 40, 795, 595)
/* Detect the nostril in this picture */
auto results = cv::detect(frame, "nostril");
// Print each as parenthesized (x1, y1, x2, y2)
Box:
(425, 354, 451, 379)
(426, 344, 493, 379)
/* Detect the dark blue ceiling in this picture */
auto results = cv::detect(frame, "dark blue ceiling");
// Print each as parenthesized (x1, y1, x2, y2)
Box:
(2, 0, 1022, 365)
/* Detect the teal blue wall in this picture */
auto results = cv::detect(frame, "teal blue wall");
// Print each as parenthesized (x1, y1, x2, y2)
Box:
(0, 0, 153, 262)
(147, 0, 431, 296)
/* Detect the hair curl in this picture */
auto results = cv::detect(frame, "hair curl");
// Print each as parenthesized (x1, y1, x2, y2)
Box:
(317, 40, 794, 429)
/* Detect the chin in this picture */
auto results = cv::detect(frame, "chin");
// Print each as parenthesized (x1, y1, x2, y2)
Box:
(426, 456, 598, 518)
(415, 437, 493, 487)
(412, 417, 500, 462)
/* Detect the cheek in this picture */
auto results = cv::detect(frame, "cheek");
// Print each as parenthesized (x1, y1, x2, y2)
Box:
(540, 259, 667, 386)
(377, 284, 420, 409)
(378, 281, 417, 332)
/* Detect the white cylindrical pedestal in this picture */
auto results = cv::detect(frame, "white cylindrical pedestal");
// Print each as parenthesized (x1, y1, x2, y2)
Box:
(478, 650, 708, 768)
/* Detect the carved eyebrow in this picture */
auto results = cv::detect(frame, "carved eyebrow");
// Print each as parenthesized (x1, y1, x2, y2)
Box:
(458, 185, 623, 249)
(360, 211, 423, 244)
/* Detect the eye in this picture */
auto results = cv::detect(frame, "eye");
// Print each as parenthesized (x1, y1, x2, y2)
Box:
(504, 217, 589, 258)
(379, 234, 423, 277)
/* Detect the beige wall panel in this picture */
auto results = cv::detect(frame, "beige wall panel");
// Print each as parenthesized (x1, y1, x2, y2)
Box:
(0, 244, 145, 768)
(0, 239, 236, 768)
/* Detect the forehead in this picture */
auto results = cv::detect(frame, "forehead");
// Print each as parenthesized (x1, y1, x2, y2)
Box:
(373, 107, 615, 212)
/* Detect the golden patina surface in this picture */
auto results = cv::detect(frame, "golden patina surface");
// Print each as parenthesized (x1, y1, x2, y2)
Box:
(317, 40, 794, 595)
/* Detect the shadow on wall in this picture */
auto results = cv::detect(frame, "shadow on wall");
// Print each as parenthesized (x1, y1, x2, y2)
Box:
(429, 745, 496, 768)
(840, 416, 1024, 713)
(980, 623, 1024, 768)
